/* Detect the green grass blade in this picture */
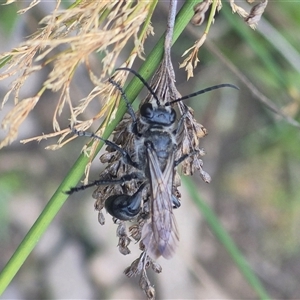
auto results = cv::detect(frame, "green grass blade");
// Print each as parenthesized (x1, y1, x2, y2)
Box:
(182, 176, 270, 300)
(0, 55, 12, 69)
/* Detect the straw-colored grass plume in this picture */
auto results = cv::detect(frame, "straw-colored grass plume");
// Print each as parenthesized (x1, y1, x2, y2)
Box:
(0, 0, 155, 150)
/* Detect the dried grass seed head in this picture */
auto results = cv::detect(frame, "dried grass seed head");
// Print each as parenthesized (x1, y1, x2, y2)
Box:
(0, 1, 153, 149)
(181, 0, 268, 78)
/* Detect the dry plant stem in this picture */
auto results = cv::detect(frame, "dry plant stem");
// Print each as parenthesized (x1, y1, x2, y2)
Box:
(164, 0, 177, 81)
(165, 0, 177, 53)
(0, 1, 199, 296)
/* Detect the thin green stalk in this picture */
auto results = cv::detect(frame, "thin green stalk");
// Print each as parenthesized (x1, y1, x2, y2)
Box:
(204, 0, 218, 34)
(0, 1, 199, 295)
(182, 176, 270, 300)
(0, 55, 12, 68)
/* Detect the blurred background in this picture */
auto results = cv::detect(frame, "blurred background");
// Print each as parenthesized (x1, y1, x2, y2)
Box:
(1, 1, 300, 299)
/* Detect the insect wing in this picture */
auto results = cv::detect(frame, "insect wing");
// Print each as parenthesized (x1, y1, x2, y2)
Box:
(142, 147, 179, 259)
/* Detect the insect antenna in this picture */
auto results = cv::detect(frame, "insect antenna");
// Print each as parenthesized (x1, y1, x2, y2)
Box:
(115, 68, 238, 107)
(108, 77, 137, 122)
(167, 83, 239, 105)
(116, 67, 160, 104)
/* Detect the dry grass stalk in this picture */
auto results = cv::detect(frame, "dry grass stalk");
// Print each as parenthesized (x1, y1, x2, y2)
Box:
(180, 0, 268, 79)
(0, 0, 154, 150)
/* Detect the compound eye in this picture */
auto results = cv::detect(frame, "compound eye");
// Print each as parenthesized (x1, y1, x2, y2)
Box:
(140, 103, 153, 119)
(170, 109, 176, 123)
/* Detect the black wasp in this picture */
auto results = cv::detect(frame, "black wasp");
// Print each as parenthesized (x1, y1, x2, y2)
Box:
(67, 68, 238, 259)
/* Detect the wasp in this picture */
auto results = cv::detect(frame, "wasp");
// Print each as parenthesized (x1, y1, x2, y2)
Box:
(67, 68, 238, 260)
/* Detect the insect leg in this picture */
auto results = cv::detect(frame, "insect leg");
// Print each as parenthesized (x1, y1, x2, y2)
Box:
(71, 127, 140, 169)
(65, 171, 144, 195)
(174, 150, 197, 167)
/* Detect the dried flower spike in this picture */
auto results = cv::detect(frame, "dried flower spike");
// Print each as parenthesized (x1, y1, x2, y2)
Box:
(0, 1, 154, 150)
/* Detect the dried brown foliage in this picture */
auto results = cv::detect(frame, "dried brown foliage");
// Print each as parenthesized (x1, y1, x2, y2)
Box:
(0, 0, 154, 149)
